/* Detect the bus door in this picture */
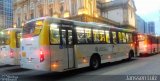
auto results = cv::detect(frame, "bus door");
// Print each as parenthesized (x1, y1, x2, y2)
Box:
(60, 27, 75, 69)
(111, 31, 118, 58)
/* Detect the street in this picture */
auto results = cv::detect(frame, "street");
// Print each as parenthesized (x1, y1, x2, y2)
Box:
(0, 54, 160, 81)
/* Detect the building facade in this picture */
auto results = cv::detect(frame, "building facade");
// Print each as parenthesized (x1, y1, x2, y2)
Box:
(136, 15, 147, 34)
(0, 0, 13, 29)
(14, 0, 136, 30)
(147, 22, 155, 35)
(101, 0, 136, 29)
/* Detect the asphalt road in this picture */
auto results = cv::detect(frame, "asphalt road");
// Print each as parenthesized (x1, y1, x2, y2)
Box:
(0, 54, 160, 81)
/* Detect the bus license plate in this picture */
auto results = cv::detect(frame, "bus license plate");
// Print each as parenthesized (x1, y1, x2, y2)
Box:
(22, 52, 26, 57)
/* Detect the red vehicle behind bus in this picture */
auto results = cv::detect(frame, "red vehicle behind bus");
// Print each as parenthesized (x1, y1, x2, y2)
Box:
(137, 33, 159, 56)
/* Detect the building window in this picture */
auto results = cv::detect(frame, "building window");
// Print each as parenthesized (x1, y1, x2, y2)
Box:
(131, 10, 133, 18)
(71, 0, 77, 16)
(18, 17, 21, 27)
(60, 4, 64, 13)
(49, 8, 53, 16)
(39, 9, 43, 17)
(25, 14, 27, 20)
(30, 13, 34, 19)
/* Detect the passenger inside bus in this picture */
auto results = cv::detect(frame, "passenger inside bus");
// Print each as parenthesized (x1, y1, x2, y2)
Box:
(112, 32, 117, 44)
(105, 31, 110, 43)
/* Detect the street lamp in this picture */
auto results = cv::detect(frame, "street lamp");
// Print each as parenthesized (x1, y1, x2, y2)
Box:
(13, 24, 16, 28)
(21, 22, 24, 27)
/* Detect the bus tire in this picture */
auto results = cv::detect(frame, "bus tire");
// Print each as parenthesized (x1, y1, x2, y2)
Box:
(90, 54, 101, 70)
(128, 50, 134, 60)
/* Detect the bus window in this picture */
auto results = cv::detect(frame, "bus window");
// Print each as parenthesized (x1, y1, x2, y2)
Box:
(112, 32, 117, 44)
(50, 23, 60, 44)
(5, 38, 10, 45)
(62, 30, 66, 45)
(118, 32, 123, 43)
(105, 30, 110, 43)
(122, 33, 127, 43)
(93, 29, 100, 43)
(68, 30, 73, 45)
(23, 21, 43, 36)
(85, 28, 92, 43)
(99, 30, 105, 43)
(76, 27, 86, 44)
(129, 33, 133, 42)
(126, 33, 129, 43)
(33, 26, 41, 35)
(1, 33, 10, 45)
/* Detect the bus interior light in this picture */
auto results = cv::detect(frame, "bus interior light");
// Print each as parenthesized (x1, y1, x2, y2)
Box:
(50, 24, 58, 29)
(7, 31, 10, 35)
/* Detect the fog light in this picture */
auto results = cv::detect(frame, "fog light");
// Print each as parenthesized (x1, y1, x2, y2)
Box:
(83, 57, 87, 63)
(108, 55, 111, 59)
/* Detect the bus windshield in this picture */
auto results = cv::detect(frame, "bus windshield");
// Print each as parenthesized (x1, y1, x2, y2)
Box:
(23, 20, 43, 37)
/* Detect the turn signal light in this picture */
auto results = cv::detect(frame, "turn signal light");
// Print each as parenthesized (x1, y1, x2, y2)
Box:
(40, 50, 45, 62)
(10, 49, 14, 58)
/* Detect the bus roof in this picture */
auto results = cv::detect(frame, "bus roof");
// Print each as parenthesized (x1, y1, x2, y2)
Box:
(138, 33, 158, 37)
(2, 28, 22, 32)
(25, 17, 135, 33)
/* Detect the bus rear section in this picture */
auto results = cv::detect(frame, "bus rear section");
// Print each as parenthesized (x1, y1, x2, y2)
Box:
(157, 36, 160, 53)
(137, 34, 158, 56)
(0, 29, 21, 65)
(20, 20, 51, 71)
(147, 35, 159, 54)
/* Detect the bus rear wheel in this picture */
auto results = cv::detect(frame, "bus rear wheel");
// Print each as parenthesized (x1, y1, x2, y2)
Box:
(90, 55, 100, 70)
(128, 50, 134, 60)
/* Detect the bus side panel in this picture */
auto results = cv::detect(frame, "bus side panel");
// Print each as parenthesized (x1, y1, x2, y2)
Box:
(50, 45, 68, 72)
(74, 44, 132, 68)
(0, 45, 15, 65)
(14, 48, 20, 65)
(158, 38, 160, 53)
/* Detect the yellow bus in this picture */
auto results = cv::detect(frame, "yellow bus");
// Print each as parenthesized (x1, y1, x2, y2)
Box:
(0, 28, 22, 65)
(20, 17, 135, 72)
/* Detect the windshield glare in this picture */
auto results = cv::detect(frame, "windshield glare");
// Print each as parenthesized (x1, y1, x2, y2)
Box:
(23, 21, 43, 37)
